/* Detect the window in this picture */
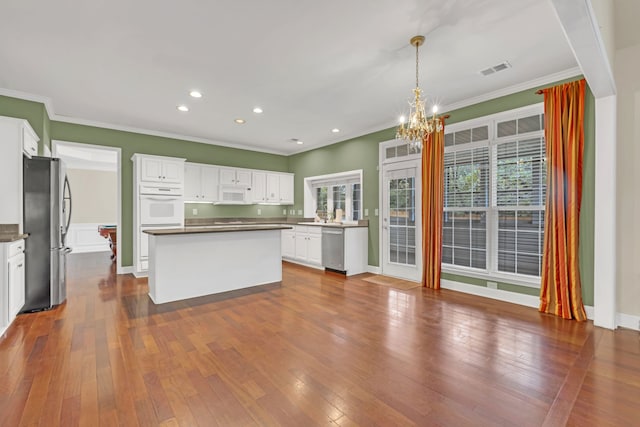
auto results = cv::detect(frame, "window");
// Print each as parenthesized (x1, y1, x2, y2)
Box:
(303, 170, 363, 221)
(442, 106, 545, 284)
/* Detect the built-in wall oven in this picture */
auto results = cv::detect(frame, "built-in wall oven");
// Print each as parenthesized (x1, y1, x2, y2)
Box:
(139, 185, 183, 226)
(138, 184, 184, 271)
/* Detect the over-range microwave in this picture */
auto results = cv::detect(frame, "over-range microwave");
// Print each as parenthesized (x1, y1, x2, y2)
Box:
(218, 185, 251, 204)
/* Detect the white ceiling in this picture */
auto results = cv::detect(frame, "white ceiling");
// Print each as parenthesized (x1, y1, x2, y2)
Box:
(0, 0, 578, 155)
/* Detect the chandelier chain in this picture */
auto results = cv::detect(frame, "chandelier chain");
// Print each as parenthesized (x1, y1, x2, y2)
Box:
(415, 40, 419, 89)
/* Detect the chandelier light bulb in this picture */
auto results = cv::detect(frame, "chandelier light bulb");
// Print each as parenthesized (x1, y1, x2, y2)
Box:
(432, 105, 438, 114)
(399, 115, 406, 124)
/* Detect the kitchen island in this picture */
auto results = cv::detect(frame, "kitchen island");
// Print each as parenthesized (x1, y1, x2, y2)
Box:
(143, 224, 292, 304)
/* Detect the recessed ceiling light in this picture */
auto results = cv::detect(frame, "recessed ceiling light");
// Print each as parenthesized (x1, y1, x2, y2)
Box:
(297, 140, 304, 145)
(289, 138, 304, 145)
(252, 107, 263, 114)
(177, 105, 189, 112)
(234, 118, 246, 124)
(189, 90, 202, 98)
(331, 128, 340, 133)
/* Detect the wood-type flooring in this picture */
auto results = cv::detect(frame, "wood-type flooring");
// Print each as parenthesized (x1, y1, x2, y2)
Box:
(0, 253, 638, 426)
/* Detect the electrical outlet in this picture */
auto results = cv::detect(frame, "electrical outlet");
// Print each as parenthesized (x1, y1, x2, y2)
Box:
(364, 208, 369, 216)
(487, 281, 498, 289)
(257, 208, 261, 216)
(374, 208, 379, 216)
(192, 208, 198, 216)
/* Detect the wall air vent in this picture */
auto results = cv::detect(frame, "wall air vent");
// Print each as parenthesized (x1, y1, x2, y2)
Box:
(479, 61, 512, 76)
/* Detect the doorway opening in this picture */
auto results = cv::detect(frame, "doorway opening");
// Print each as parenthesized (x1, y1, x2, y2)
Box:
(52, 141, 123, 274)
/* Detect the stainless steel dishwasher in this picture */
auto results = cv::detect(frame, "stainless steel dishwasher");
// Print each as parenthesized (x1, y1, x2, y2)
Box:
(321, 227, 345, 272)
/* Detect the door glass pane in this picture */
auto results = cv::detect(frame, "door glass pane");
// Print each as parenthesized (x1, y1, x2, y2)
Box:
(388, 176, 416, 267)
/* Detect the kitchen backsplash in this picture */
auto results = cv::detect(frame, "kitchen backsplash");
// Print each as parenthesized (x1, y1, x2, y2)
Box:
(184, 203, 298, 219)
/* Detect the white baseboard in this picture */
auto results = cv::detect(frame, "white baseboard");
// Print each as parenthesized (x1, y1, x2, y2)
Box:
(617, 312, 640, 331)
(367, 265, 381, 274)
(441, 279, 540, 308)
(282, 258, 324, 271)
(118, 266, 134, 275)
(132, 270, 148, 278)
(440, 279, 601, 323)
(67, 223, 112, 253)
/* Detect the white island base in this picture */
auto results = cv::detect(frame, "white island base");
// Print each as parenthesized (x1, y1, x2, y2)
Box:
(147, 228, 284, 304)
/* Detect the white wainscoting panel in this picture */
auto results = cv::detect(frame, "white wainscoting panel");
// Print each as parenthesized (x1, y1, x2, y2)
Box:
(66, 223, 111, 253)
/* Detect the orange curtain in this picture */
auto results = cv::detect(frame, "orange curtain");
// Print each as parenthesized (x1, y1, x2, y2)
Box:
(539, 79, 587, 321)
(422, 123, 445, 289)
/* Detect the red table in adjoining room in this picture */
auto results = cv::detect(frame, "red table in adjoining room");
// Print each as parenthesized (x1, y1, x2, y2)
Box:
(98, 225, 117, 261)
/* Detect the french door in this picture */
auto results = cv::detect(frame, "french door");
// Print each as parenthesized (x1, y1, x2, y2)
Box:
(381, 159, 422, 281)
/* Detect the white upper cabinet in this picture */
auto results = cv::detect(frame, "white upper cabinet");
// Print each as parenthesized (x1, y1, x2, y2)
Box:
(251, 171, 294, 205)
(140, 156, 184, 184)
(220, 167, 252, 187)
(266, 173, 280, 202)
(278, 173, 294, 205)
(185, 163, 219, 202)
(186, 162, 293, 206)
(252, 172, 267, 203)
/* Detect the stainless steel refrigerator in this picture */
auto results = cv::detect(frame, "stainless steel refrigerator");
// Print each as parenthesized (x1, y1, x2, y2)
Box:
(22, 156, 72, 313)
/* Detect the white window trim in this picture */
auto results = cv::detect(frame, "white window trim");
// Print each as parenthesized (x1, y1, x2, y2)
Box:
(443, 103, 545, 287)
(303, 169, 363, 221)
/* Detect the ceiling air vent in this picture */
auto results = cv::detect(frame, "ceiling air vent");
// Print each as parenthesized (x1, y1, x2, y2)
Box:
(479, 61, 511, 76)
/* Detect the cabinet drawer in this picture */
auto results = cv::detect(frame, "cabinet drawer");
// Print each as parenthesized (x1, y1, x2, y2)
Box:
(9, 239, 25, 257)
(307, 226, 322, 235)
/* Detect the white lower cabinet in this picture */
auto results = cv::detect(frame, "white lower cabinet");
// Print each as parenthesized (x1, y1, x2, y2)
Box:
(1, 239, 25, 336)
(281, 229, 296, 258)
(282, 226, 322, 267)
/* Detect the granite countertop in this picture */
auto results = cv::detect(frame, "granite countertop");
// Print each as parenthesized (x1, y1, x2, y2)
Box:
(0, 224, 28, 242)
(143, 224, 293, 236)
(296, 221, 368, 228)
(184, 217, 369, 229)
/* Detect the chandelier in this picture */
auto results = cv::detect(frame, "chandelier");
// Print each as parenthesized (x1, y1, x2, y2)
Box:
(396, 35, 442, 151)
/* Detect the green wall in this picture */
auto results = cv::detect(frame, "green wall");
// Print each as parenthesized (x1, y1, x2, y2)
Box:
(50, 121, 289, 267)
(288, 128, 395, 267)
(287, 77, 595, 304)
(0, 95, 50, 154)
(1, 79, 596, 305)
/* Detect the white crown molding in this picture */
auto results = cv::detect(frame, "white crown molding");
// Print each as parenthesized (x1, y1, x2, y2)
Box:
(0, 87, 56, 119)
(441, 67, 582, 113)
(290, 67, 583, 155)
(52, 114, 289, 156)
(2, 67, 581, 157)
(0, 87, 289, 156)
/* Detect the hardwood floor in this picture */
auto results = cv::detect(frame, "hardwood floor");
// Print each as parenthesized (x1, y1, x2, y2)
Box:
(1, 253, 639, 426)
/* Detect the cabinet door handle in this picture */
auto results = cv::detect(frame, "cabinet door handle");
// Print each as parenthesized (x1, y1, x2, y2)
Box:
(17, 263, 23, 268)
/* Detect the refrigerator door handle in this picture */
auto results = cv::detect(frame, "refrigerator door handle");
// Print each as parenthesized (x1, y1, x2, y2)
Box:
(62, 175, 72, 243)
